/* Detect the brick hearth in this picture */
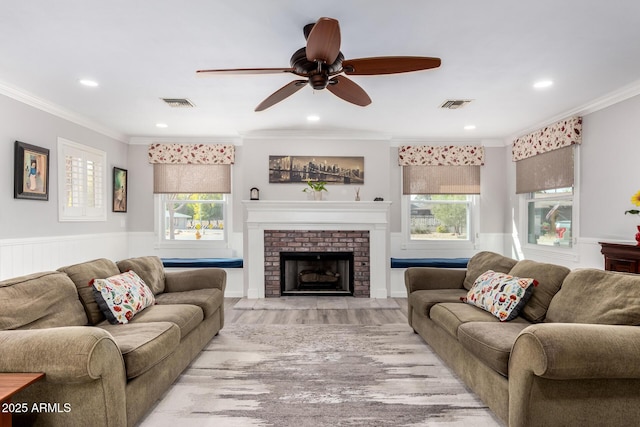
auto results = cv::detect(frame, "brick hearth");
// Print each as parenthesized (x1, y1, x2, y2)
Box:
(264, 230, 370, 297)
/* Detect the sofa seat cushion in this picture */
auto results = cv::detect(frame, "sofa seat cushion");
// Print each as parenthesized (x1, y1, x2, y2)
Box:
(430, 303, 501, 338)
(409, 289, 469, 318)
(99, 322, 180, 379)
(154, 288, 223, 319)
(127, 304, 203, 339)
(457, 322, 531, 377)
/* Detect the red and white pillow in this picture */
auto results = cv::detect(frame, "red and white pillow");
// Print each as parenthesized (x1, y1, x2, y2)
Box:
(463, 270, 537, 321)
(91, 271, 155, 324)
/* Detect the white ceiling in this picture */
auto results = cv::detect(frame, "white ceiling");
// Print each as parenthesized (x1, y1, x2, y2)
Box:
(2, 1, 640, 142)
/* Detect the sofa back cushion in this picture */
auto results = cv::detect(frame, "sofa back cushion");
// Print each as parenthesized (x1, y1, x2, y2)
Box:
(509, 260, 571, 323)
(545, 268, 640, 325)
(463, 251, 518, 291)
(0, 271, 88, 330)
(117, 256, 166, 295)
(58, 258, 121, 325)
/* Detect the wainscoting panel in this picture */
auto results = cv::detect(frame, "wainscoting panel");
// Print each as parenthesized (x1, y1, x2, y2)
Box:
(0, 233, 129, 280)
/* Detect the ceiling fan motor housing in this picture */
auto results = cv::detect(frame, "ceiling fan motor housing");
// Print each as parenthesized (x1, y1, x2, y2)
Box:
(290, 47, 344, 89)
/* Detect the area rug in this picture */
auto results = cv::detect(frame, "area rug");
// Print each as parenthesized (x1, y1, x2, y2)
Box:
(140, 323, 502, 426)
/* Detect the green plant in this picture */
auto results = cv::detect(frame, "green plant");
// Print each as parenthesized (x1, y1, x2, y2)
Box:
(302, 180, 327, 193)
(436, 224, 449, 233)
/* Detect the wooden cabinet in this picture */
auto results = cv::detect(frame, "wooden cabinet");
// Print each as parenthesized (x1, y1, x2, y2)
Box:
(599, 242, 640, 273)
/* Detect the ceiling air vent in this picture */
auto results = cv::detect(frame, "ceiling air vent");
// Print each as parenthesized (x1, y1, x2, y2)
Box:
(161, 98, 195, 108)
(440, 99, 473, 109)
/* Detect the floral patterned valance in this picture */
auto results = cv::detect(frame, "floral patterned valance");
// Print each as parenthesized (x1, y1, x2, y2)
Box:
(398, 145, 485, 166)
(148, 144, 235, 164)
(512, 116, 582, 162)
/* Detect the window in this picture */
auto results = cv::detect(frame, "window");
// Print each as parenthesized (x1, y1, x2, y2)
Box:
(58, 138, 106, 221)
(408, 194, 473, 241)
(526, 187, 573, 247)
(159, 194, 227, 242)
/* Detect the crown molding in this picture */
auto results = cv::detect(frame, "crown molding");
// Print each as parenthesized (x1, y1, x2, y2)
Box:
(128, 136, 243, 146)
(507, 78, 640, 143)
(239, 127, 392, 141)
(0, 80, 128, 143)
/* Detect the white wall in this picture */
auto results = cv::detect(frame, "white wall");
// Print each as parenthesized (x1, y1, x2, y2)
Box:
(0, 93, 129, 279)
(505, 93, 640, 270)
(5, 88, 640, 284)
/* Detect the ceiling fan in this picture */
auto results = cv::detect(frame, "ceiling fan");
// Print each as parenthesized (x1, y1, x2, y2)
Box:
(196, 17, 441, 111)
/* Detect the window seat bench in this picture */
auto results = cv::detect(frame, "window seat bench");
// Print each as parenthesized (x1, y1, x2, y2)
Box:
(390, 257, 470, 269)
(161, 258, 244, 269)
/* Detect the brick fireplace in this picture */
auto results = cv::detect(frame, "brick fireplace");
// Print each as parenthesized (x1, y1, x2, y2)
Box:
(242, 201, 391, 298)
(264, 230, 370, 297)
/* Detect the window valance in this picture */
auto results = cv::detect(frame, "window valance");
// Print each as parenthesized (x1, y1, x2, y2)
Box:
(148, 144, 235, 164)
(398, 145, 484, 166)
(512, 116, 582, 162)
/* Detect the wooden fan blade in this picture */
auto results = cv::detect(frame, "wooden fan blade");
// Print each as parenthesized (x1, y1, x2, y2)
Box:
(196, 68, 296, 76)
(255, 80, 307, 111)
(306, 17, 341, 64)
(326, 76, 371, 107)
(342, 56, 441, 75)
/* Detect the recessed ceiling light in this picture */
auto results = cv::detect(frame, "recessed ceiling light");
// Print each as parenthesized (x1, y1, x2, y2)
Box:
(156, 123, 168, 128)
(307, 115, 320, 122)
(533, 80, 553, 89)
(464, 125, 476, 130)
(79, 79, 99, 87)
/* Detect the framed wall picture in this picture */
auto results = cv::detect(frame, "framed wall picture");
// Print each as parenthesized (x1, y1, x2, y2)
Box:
(14, 141, 49, 201)
(269, 155, 364, 184)
(113, 167, 128, 212)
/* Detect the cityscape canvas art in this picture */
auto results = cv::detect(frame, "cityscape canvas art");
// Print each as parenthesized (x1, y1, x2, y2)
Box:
(269, 155, 364, 184)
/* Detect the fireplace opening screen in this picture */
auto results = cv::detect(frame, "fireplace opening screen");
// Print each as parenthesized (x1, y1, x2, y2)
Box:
(280, 252, 354, 296)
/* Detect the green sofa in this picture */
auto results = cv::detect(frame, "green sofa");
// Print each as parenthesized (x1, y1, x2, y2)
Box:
(0, 256, 226, 427)
(406, 251, 640, 427)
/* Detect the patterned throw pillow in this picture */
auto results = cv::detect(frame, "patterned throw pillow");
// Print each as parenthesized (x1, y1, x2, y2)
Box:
(91, 271, 155, 324)
(463, 270, 537, 321)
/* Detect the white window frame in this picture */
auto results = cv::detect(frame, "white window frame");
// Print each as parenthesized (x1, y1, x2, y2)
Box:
(57, 137, 107, 222)
(154, 193, 231, 249)
(401, 194, 478, 250)
(519, 146, 579, 260)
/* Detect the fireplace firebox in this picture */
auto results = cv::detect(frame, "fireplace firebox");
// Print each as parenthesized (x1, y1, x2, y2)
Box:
(280, 252, 354, 296)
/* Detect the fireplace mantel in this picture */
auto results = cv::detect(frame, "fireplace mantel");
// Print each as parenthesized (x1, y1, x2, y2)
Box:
(242, 200, 391, 298)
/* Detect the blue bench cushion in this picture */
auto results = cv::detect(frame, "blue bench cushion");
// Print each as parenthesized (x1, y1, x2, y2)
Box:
(161, 258, 243, 268)
(391, 258, 469, 269)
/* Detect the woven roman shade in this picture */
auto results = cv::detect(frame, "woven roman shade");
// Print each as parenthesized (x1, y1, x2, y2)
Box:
(515, 146, 573, 194)
(402, 165, 481, 195)
(153, 163, 231, 193)
(149, 143, 234, 194)
(512, 117, 581, 194)
(398, 145, 484, 195)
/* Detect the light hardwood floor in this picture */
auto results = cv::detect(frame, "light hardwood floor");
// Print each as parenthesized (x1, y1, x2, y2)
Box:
(224, 297, 409, 325)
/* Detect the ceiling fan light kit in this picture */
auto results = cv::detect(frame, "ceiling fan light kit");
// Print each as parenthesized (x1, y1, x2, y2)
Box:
(197, 17, 441, 111)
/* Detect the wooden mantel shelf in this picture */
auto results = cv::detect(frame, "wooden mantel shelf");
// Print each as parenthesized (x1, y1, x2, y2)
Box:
(599, 242, 640, 273)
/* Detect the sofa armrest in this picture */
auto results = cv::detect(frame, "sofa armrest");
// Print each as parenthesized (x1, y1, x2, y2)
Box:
(509, 323, 640, 427)
(404, 267, 467, 294)
(510, 323, 640, 380)
(0, 326, 125, 383)
(164, 268, 227, 294)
